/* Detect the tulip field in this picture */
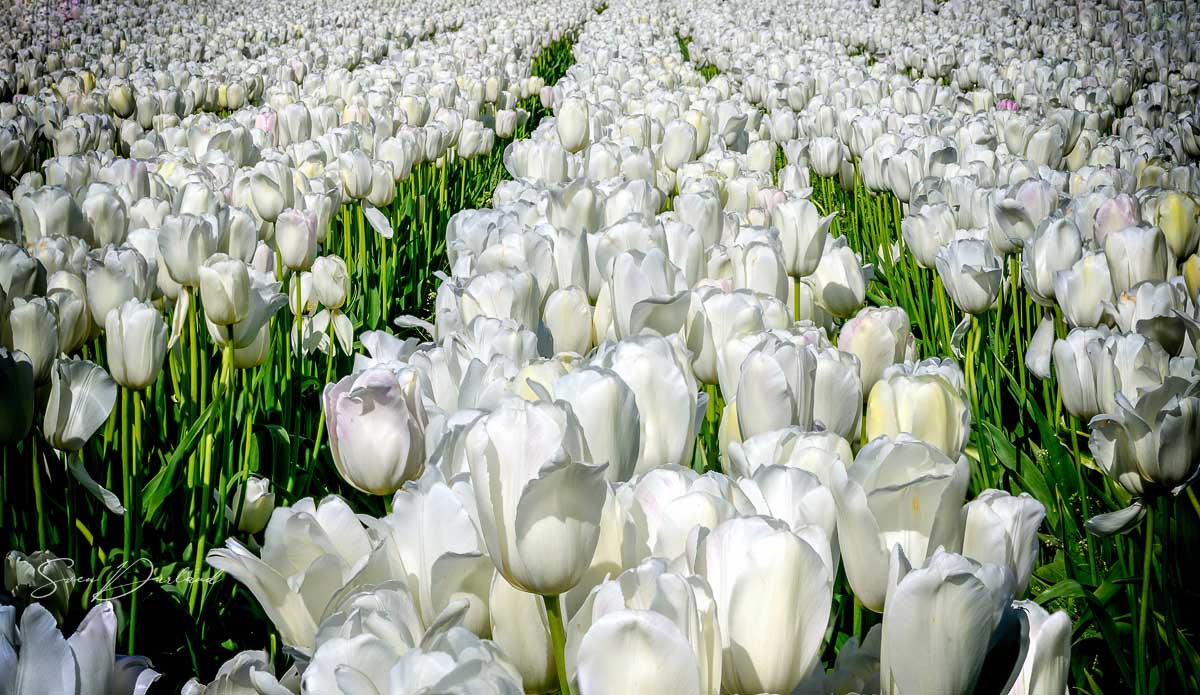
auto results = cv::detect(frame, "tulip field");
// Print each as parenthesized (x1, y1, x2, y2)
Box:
(3, 0, 1200, 692)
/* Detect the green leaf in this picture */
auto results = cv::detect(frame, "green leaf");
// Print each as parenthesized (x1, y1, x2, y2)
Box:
(141, 396, 223, 523)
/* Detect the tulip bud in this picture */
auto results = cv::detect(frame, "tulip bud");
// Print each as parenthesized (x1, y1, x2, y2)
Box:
(5, 550, 76, 623)
(198, 254, 251, 326)
(337, 151, 373, 200)
(807, 236, 867, 317)
(223, 475, 275, 534)
(1104, 225, 1172, 294)
(837, 306, 916, 394)
(772, 197, 834, 277)
(661, 120, 697, 171)
(158, 214, 218, 287)
(541, 286, 593, 356)
(105, 298, 167, 390)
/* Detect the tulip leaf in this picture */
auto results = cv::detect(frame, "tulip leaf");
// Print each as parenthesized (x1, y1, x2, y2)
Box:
(141, 397, 223, 523)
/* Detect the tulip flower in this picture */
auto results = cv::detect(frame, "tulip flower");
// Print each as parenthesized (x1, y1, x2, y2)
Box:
(105, 298, 167, 390)
(880, 550, 1014, 695)
(806, 235, 867, 317)
(1022, 217, 1083, 306)
(198, 254, 250, 326)
(464, 399, 607, 594)
(1003, 601, 1073, 695)
(0, 601, 160, 694)
(275, 208, 317, 271)
(838, 306, 917, 395)
(180, 651, 290, 695)
(324, 367, 428, 495)
(692, 516, 832, 695)
(901, 203, 957, 270)
(552, 366, 640, 484)
(832, 435, 970, 611)
(961, 489, 1046, 596)
(557, 97, 590, 154)
(42, 357, 116, 453)
(1054, 251, 1114, 328)
(222, 475, 275, 535)
(4, 550, 75, 624)
(1086, 377, 1200, 535)
(568, 559, 721, 695)
(207, 495, 381, 650)
(1052, 326, 1108, 421)
(935, 238, 1003, 314)
(85, 245, 154, 328)
(541, 286, 594, 356)
(157, 214, 218, 288)
(1105, 226, 1173, 294)
(4, 296, 57, 382)
(771, 196, 834, 277)
(865, 367, 971, 456)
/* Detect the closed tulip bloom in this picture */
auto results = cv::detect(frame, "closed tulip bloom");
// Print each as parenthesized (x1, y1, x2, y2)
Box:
(81, 186, 128, 247)
(311, 255, 349, 310)
(42, 357, 117, 452)
(0, 349, 34, 443)
(464, 399, 608, 594)
(1089, 377, 1200, 501)
(337, 150, 374, 200)
(198, 254, 250, 326)
(838, 306, 917, 395)
(880, 550, 1015, 695)
(158, 214, 218, 287)
(1146, 189, 1200, 259)
(85, 245, 153, 328)
(608, 248, 690, 338)
(662, 120, 698, 171)
(4, 296, 58, 382)
(1054, 251, 1114, 328)
(935, 238, 1003, 314)
(248, 162, 294, 223)
(1105, 226, 1172, 294)
(223, 475, 275, 534)
(1092, 332, 1173, 415)
(0, 243, 44, 299)
(16, 185, 89, 245)
(807, 236, 867, 317)
(275, 209, 317, 271)
(674, 191, 722, 248)
(811, 347, 864, 441)
(596, 335, 700, 473)
(105, 298, 167, 390)
(961, 489, 1046, 596)
(541, 286, 593, 356)
(1005, 601, 1073, 695)
(367, 159, 397, 207)
(45, 283, 88, 355)
(865, 369, 971, 456)
(324, 367, 428, 495)
(1022, 217, 1083, 306)
(1052, 326, 1108, 421)
(832, 435, 970, 611)
(1092, 194, 1141, 247)
(729, 241, 789, 303)
(570, 559, 720, 695)
(736, 334, 818, 441)
(901, 203, 957, 270)
(553, 367, 640, 484)
(557, 98, 590, 154)
(771, 196, 834, 277)
(692, 516, 832, 695)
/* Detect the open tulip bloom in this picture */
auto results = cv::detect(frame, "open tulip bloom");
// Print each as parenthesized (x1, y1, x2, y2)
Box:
(5, 0, 1200, 691)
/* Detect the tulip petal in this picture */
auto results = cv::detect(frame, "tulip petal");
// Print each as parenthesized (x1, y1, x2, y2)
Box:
(67, 602, 117, 695)
(362, 204, 393, 239)
(514, 460, 609, 594)
(15, 603, 75, 695)
(67, 452, 126, 515)
(1084, 501, 1146, 536)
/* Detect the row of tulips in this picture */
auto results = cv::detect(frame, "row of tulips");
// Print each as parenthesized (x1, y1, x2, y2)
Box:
(3, 0, 1200, 692)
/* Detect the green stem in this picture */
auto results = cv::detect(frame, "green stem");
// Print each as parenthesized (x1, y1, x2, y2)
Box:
(543, 594, 572, 695)
(1137, 506, 1154, 695)
(31, 437, 46, 548)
